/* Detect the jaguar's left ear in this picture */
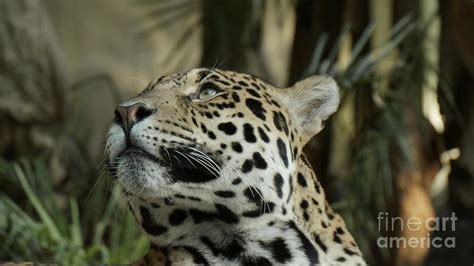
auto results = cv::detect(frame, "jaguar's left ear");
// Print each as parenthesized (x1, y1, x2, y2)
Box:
(277, 75, 340, 144)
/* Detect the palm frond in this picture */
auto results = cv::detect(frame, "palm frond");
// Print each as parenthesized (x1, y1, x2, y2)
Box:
(136, 1, 199, 37)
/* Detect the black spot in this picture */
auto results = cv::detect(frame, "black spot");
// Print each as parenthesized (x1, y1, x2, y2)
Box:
(232, 92, 240, 102)
(328, 213, 335, 220)
(208, 131, 216, 139)
(252, 152, 267, 169)
(246, 98, 266, 120)
(238, 81, 248, 87)
(300, 200, 309, 209)
(220, 143, 227, 149)
(215, 204, 239, 224)
(270, 100, 281, 107)
(201, 123, 208, 133)
(336, 257, 347, 262)
(250, 82, 258, 89)
(343, 248, 358, 256)
(336, 227, 345, 235)
(204, 112, 213, 118)
(274, 173, 284, 198)
(247, 88, 261, 98)
(231, 142, 243, 153)
(242, 160, 253, 173)
(139, 206, 168, 236)
(333, 231, 342, 243)
(218, 122, 237, 135)
(288, 221, 319, 265)
(215, 79, 230, 86)
(303, 213, 310, 221)
(314, 234, 328, 253)
(243, 123, 257, 143)
(188, 196, 202, 201)
(232, 178, 242, 185)
(266, 238, 292, 263)
(189, 209, 214, 223)
(277, 138, 288, 167)
(182, 246, 209, 265)
(242, 257, 272, 266)
(169, 209, 187, 226)
(221, 239, 244, 259)
(214, 190, 236, 198)
(297, 172, 308, 187)
(273, 111, 289, 135)
(258, 127, 270, 143)
(287, 174, 294, 203)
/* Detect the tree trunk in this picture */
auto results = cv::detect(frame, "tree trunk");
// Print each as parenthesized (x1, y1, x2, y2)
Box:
(288, 0, 345, 83)
(439, 0, 474, 215)
(200, 0, 254, 72)
(425, 2, 474, 265)
(289, 0, 346, 199)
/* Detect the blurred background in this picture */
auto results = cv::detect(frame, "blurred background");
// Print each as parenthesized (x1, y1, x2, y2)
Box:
(1, 0, 473, 265)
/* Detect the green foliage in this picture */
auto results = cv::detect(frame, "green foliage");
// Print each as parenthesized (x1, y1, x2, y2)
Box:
(0, 159, 148, 264)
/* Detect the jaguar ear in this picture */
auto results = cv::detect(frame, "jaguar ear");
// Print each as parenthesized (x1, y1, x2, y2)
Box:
(278, 75, 340, 144)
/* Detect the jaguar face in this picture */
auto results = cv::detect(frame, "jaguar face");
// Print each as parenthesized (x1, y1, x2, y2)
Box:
(105, 68, 339, 207)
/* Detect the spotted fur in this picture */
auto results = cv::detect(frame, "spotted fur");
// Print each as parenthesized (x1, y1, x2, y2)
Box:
(105, 68, 365, 265)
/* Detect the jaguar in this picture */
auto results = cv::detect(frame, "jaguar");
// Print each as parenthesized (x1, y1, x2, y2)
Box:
(105, 68, 365, 265)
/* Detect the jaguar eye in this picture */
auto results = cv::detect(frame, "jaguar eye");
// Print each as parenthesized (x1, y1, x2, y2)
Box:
(198, 86, 218, 100)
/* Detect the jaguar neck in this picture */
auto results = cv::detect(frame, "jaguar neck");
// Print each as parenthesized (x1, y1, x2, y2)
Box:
(128, 208, 317, 265)
(126, 193, 289, 246)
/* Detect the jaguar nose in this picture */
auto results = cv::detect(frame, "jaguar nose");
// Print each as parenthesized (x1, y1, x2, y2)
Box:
(114, 102, 155, 140)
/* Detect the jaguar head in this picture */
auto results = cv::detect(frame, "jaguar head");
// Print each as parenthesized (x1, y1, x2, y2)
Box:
(105, 68, 339, 209)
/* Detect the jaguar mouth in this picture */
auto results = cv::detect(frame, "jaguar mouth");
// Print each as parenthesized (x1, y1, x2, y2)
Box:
(158, 146, 221, 183)
(118, 145, 221, 183)
(120, 147, 168, 165)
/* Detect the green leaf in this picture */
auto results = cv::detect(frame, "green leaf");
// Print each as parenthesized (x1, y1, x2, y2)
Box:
(14, 164, 62, 242)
